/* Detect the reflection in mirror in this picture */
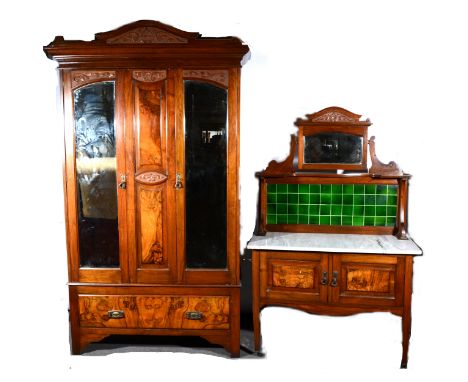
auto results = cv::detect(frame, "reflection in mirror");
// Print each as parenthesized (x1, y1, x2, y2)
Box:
(74, 81, 119, 267)
(304, 133, 363, 164)
(184, 81, 227, 268)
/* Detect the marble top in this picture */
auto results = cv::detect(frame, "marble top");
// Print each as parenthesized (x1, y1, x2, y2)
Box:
(247, 232, 422, 255)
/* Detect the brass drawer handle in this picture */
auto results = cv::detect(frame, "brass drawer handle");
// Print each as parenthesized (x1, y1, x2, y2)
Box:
(185, 311, 203, 320)
(108, 310, 125, 319)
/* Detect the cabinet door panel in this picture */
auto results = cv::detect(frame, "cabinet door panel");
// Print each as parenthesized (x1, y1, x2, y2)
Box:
(260, 251, 328, 303)
(127, 71, 176, 283)
(330, 254, 404, 307)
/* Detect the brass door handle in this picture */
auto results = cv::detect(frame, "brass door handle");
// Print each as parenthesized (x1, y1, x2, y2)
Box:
(119, 174, 127, 189)
(330, 271, 338, 287)
(175, 173, 183, 189)
(320, 271, 328, 285)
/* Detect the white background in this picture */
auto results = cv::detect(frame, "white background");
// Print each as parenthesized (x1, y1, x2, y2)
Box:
(1, 0, 467, 380)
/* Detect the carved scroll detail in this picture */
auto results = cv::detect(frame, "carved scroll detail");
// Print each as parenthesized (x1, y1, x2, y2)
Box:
(135, 171, 168, 185)
(71, 71, 115, 88)
(368, 136, 403, 176)
(133, 70, 167, 82)
(107, 27, 188, 44)
(312, 111, 356, 122)
(183, 70, 229, 87)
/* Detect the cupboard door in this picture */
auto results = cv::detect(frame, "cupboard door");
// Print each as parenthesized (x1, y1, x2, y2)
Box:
(260, 251, 328, 303)
(126, 70, 177, 283)
(330, 254, 404, 307)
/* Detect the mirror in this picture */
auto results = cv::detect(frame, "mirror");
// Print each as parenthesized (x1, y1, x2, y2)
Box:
(304, 133, 363, 164)
(74, 81, 120, 268)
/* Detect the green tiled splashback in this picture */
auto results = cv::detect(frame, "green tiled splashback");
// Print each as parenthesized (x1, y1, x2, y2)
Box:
(266, 183, 398, 227)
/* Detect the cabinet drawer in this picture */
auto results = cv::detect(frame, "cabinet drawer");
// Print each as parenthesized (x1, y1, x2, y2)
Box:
(78, 295, 230, 330)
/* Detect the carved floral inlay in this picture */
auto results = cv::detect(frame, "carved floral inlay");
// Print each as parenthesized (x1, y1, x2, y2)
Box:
(183, 70, 229, 87)
(71, 71, 115, 88)
(135, 171, 167, 185)
(107, 27, 188, 44)
(147, 242, 164, 265)
(312, 111, 355, 122)
(133, 70, 167, 82)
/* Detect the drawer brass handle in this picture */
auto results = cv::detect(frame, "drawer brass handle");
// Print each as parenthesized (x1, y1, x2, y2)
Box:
(320, 271, 328, 285)
(330, 271, 338, 287)
(185, 311, 203, 320)
(108, 310, 125, 319)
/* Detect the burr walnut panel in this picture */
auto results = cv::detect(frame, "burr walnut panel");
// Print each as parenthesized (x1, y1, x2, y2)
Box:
(134, 79, 166, 171)
(78, 295, 230, 330)
(345, 267, 392, 293)
(271, 263, 315, 289)
(136, 185, 166, 266)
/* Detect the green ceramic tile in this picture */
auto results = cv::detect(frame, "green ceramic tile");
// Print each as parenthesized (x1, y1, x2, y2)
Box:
(267, 183, 277, 193)
(388, 195, 398, 205)
(364, 206, 376, 216)
(332, 184, 343, 194)
(342, 216, 353, 225)
(287, 215, 298, 224)
(375, 217, 386, 226)
(331, 216, 341, 225)
(320, 205, 331, 215)
(277, 184, 288, 193)
(267, 215, 276, 225)
(387, 206, 397, 217)
(343, 184, 354, 194)
(309, 215, 320, 224)
(310, 194, 320, 204)
(332, 194, 343, 204)
(288, 204, 298, 214)
(267, 193, 277, 203)
(277, 193, 287, 203)
(331, 204, 342, 215)
(343, 195, 353, 205)
(310, 184, 320, 193)
(364, 216, 375, 226)
(320, 216, 331, 225)
(277, 214, 288, 224)
(298, 215, 308, 224)
(353, 217, 364, 226)
(277, 203, 287, 214)
(376, 195, 388, 205)
(376, 206, 386, 216)
(365, 195, 376, 205)
(288, 194, 299, 204)
(265, 182, 399, 227)
(342, 205, 353, 215)
(299, 194, 309, 204)
(353, 205, 364, 215)
(376, 185, 387, 195)
(353, 195, 364, 205)
(299, 205, 309, 215)
(309, 205, 320, 215)
(354, 184, 365, 194)
(321, 194, 332, 204)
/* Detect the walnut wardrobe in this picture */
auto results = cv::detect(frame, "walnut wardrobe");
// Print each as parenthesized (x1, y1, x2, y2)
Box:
(44, 20, 250, 356)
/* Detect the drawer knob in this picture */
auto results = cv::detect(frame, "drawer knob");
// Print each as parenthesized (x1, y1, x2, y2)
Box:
(108, 310, 125, 319)
(185, 311, 203, 320)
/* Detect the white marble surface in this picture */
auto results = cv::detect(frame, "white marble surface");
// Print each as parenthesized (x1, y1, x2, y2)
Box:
(247, 232, 422, 255)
